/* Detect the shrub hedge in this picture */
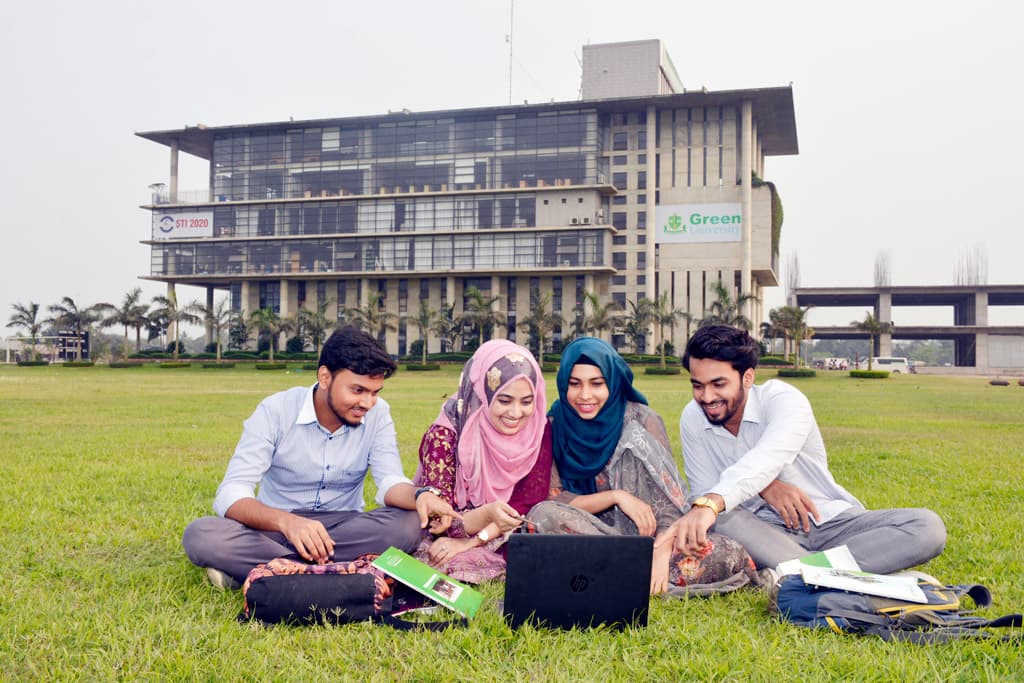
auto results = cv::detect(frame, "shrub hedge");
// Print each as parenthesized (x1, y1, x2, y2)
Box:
(849, 370, 889, 379)
(404, 363, 441, 371)
(644, 366, 682, 376)
(778, 368, 816, 378)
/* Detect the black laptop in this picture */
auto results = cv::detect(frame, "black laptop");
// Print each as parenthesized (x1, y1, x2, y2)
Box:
(503, 534, 652, 630)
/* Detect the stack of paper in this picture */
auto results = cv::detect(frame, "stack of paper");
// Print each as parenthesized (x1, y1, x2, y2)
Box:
(776, 545, 927, 603)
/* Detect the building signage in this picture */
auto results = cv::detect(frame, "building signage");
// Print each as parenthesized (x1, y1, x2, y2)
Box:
(151, 211, 214, 240)
(654, 203, 742, 244)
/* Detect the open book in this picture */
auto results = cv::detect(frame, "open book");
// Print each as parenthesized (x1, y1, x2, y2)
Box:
(372, 547, 483, 618)
(799, 565, 928, 603)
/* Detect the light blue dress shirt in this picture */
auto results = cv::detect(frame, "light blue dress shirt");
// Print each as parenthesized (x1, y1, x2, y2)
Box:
(213, 384, 411, 517)
(680, 379, 862, 525)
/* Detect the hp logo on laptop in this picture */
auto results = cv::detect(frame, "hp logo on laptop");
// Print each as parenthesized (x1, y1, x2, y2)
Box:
(569, 574, 590, 592)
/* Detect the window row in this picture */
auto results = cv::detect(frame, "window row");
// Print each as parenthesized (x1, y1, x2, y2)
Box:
(212, 153, 602, 201)
(205, 194, 555, 237)
(211, 110, 601, 169)
(151, 230, 606, 277)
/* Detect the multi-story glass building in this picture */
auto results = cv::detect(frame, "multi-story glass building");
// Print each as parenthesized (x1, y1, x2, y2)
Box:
(138, 40, 797, 355)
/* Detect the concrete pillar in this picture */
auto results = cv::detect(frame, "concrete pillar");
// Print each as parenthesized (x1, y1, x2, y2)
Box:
(876, 292, 893, 356)
(740, 101, 753, 322)
(169, 141, 179, 202)
(205, 287, 215, 346)
(974, 332, 989, 370)
(645, 105, 657, 304)
(974, 291, 989, 327)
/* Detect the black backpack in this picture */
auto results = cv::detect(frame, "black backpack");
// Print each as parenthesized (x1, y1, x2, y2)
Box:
(769, 574, 1022, 643)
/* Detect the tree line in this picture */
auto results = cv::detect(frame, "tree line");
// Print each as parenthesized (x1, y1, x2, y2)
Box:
(8, 280, 871, 365)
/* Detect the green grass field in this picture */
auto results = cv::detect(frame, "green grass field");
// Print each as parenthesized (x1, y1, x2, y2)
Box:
(1, 365, 1021, 681)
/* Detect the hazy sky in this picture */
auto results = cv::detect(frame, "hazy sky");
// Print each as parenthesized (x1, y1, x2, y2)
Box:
(2, 0, 1021, 337)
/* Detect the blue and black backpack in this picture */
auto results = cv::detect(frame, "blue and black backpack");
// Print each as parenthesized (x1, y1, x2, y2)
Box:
(770, 574, 1022, 643)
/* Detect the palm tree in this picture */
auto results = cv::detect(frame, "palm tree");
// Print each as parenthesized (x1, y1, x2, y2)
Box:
(775, 305, 815, 368)
(430, 302, 459, 353)
(851, 311, 893, 371)
(517, 291, 563, 360)
(650, 292, 689, 369)
(97, 287, 149, 359)
(299, 297, 334, 354)
(578, 290, 623, 341)
(623, 297, 655, 353)
(150, 291, 199, 360)
(761, 309, 786, 357)
(248, 307, 286, 362)
(408, 299, 436, 364)
(188, 297, 234, 361)
(46, 297, 99, 361)
(698, 280, 759, 331)
(343, 292, 398, 345)
(6, 302, 44, 360)
(460, 286, 505, 348)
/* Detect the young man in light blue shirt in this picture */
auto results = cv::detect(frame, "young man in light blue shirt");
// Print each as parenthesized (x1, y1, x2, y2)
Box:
(664, 325, 945, 575)
(183, 326, 458, 588)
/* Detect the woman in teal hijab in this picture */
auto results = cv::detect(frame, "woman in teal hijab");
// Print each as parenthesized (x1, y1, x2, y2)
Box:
(530, 337, 759, 596)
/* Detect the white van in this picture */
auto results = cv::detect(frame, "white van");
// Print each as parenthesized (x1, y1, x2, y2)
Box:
(857, 356, 911, 373)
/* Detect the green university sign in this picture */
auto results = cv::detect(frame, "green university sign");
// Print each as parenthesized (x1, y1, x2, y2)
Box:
(654, 203, 743, 244)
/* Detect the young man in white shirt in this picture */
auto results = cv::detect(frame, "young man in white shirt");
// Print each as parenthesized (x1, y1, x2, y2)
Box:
(182, 326, 458, 588)
(663, 325, 945, 575)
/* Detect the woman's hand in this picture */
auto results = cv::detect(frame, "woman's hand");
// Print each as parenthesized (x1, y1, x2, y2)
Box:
(614, 491, 657, 536)
(427, 536, 477, 564)
(649, 538, 672, 595)
(482, 500, 524, 533)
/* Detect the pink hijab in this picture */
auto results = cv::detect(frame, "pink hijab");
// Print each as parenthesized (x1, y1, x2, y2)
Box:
(435, 339, 547, 509)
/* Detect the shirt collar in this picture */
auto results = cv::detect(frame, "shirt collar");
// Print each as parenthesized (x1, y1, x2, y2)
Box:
(296, 383, 319, 425)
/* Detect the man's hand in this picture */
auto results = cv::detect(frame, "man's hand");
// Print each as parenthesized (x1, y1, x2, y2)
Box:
(279, 514, 335, 564)
(416, 492, 463, 535)
(615, 491, 657, 537)
(759, 479, 820, 532)
(656, 507, 717, 557)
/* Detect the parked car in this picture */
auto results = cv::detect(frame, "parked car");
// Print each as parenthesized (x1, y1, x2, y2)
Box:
(856, 356, 911, 373)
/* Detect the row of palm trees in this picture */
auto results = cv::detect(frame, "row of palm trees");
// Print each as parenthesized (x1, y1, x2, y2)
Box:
(7, 279, 771, 364)
(760, 305, 895, 369)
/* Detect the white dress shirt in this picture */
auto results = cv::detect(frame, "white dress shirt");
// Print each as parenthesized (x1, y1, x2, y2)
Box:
(680, 379, 862, 524)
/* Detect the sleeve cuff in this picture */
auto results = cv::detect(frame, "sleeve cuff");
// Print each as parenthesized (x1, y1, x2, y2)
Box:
(213, 485, 255, 517)
(375, 474, 413, 506)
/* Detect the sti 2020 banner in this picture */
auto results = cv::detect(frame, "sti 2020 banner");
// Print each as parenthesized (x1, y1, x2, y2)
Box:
(151, 211, 214, 240)
(654, 203, 742, 244)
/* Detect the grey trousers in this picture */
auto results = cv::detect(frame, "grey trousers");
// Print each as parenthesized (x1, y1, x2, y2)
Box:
(712, 506, 946, 574)
(182, 506, 422, 583)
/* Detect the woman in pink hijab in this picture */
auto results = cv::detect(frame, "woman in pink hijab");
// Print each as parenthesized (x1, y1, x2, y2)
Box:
(412, 339, 551, 583)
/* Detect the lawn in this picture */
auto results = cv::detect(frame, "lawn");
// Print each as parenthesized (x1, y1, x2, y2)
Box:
(0, 364, 1021, 681)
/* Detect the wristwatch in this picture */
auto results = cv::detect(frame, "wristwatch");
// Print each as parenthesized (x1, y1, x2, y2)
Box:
(415, 486, 443, 500)
(691, 496, 723, 516)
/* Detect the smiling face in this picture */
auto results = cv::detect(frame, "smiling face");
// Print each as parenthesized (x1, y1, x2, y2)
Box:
(316, 367, 385, 429)
(687, 357, 754, 435)
(565, 363, 609, 420)
(487, 377, 536, 436)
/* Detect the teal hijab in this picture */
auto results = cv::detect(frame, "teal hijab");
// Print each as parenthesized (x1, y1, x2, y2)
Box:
(548, 337, 647, 494)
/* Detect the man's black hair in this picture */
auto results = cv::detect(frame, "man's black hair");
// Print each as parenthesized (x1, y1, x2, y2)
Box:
(318, 326, 397, 378)
(682, 324, 760, 375)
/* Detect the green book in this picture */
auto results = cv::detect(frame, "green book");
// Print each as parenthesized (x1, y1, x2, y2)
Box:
(372, 547, 483, 619)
